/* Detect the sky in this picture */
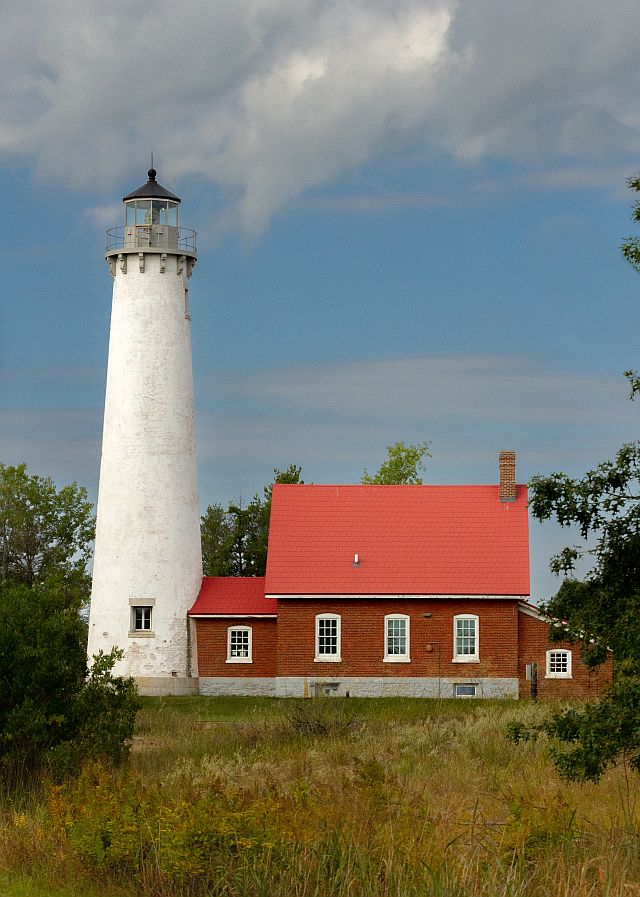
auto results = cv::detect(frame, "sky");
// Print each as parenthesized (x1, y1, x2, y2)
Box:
(1, 0, 640, 602)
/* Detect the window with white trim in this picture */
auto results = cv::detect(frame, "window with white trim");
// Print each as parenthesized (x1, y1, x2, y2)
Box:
(454, 683, 477, 698)
(384, 614, 410, 662)
(453, 614, 479, 662)
(315, 614, 341, 662)
(227, 626, 252, 663)
(546, 649, 572, 679)
(131, 606, 153, 633)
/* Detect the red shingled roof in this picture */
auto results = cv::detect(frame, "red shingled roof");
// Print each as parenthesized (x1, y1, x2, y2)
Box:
(264, 484, 530, 596)
(189, 577, 276, 616)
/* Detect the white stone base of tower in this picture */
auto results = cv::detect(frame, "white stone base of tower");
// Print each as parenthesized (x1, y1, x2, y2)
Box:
(88, 247, 202, 695)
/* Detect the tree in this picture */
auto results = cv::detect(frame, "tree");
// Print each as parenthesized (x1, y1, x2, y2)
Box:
(0, 463, 136, 782)
(361, 441, 431, 485)
(200, 503, 233, 576)
(510, 176, 640, 781)
(201, 465, 304, 577)
(0, 578, 137, 782)
(621, 173, 640, 271)
(0, 463, 94, 596)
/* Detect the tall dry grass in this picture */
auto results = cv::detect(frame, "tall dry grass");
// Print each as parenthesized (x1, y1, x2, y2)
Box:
(1, 697, 640, 896)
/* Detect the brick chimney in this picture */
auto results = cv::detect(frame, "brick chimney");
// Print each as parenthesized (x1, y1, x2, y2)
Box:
(499, 451, 517, 502)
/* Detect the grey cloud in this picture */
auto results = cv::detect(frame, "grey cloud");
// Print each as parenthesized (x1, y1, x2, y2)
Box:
(4, 1, 638, 232)
(226, 355, 630, 426)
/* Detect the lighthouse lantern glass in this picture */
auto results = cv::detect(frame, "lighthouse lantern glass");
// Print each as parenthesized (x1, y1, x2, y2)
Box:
(125, 199, 179, 227)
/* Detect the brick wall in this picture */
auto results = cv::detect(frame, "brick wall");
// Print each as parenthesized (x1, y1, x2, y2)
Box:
(193, 604, 613, 697)
(276, 599, 520, 679)
(195, 619, 277, 677)
(499, 451, 517, 501)
(517, 609, 612, 698)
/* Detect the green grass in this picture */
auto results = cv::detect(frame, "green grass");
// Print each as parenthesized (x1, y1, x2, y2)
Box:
(0, 872, 127, 897)
(3, 696, 640, 897)
(140, 694, 510, 722)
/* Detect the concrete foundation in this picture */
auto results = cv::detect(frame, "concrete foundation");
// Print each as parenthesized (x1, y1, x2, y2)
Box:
(198, 677, 277, 697)
(194, 676, 519, 699)
(275, 676, 519, 698)
(136, 677, 200, 697)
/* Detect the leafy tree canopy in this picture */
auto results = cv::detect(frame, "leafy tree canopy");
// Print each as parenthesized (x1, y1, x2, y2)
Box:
(0, 462, 94, 596)
(0, 463, 136, 784)
(0, 578, 138, 783)
(201, 465, 303, 577)
(621, 174, 640, 272)
(517, 411, 640, 780)
(511, 176, 640, 781)
(361, 441, 431, 485)
(529, 441, 640, 666)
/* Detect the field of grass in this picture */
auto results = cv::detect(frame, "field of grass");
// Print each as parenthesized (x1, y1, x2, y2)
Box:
(2, 696, 640, 896)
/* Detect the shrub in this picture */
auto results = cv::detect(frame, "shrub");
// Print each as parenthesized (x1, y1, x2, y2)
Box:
(282, 698, 360, 737)
(0, 579, 138, 784)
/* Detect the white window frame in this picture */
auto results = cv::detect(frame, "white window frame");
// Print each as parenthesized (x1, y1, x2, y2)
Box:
(454, 683, 478, 698)
(453, 614, 479, 663)
(384, 614, 410, 662)
(226, 626, 252, 664)
(315, 613, 341, 662)
(130, 605, 154, 637)
(546, 649, 572, 679)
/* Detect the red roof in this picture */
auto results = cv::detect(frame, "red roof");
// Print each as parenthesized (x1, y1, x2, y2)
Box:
(265, 484, 530, 596)
(189, 577, 276, 616)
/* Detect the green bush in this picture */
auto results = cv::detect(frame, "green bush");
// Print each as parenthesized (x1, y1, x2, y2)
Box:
(0, 579, 138, 784)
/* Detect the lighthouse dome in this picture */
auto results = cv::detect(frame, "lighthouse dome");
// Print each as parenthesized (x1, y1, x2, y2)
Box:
(123, 168, 181, 203)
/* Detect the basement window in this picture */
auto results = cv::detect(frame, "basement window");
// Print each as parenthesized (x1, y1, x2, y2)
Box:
(454, 683, 477, 698)
(546, 649, 572, 679)
(227, 626, 252, 663)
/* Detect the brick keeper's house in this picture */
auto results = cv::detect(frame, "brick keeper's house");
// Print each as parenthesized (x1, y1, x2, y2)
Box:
(189, 452, 611, 699)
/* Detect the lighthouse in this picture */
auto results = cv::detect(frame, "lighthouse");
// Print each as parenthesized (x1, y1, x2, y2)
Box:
(88, 169, 202, 695)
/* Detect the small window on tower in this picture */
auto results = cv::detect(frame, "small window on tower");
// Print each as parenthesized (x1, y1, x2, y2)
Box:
(130, 606, 153, 636)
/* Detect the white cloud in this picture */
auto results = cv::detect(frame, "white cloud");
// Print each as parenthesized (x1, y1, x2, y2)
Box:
(3, 1, 640, 232)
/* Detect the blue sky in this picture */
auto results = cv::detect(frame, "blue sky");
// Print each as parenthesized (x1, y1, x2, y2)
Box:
(2, 0, 640, 601)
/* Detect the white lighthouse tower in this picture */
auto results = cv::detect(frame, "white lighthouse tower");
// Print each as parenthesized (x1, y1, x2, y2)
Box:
(88, 168, 202, 695)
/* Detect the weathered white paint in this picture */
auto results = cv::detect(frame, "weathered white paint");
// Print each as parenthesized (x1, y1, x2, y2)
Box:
(88, 247, 202, 691)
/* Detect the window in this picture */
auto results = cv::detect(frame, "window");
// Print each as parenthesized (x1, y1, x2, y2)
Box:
(454, 683, 477, 698)
(131, 606, 153, 634)
(453, 614, 479, 662)
(546, 649, 572, 679)
(384, 614, 410, 662)
(227, 626, 252, 663)
(315, 614, 341, 662)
